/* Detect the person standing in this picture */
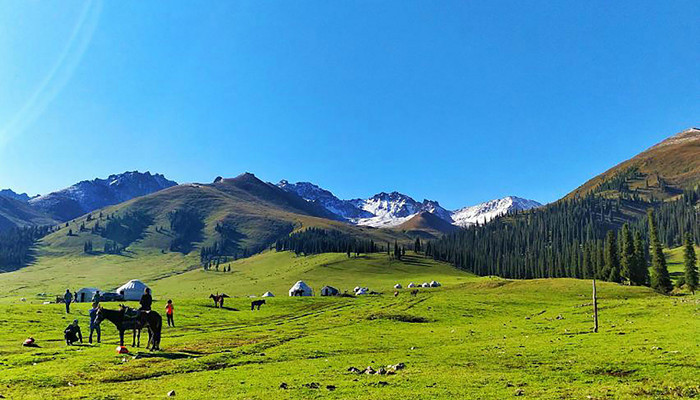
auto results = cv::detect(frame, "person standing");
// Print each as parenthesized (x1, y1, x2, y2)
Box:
(64, 319, 82, 345)
(64, 289, 73, 313)
(88, 303, 101, 344)
(91, 290, 101, 305)
(139, 288, 152, 311)
(165, 299, 174, 327)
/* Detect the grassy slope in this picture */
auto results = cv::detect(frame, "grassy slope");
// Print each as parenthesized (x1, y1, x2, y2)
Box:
(566, 128, 700, 201)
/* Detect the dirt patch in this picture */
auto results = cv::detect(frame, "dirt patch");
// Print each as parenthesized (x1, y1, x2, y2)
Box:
(366, 312, 430, 323)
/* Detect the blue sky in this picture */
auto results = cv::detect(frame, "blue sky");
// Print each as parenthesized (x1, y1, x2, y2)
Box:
(0, 1, 698, 209)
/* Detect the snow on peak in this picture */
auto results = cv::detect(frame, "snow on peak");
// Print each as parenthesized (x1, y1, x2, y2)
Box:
(277, 179, 541, 229)
(451, 196, 542, 227)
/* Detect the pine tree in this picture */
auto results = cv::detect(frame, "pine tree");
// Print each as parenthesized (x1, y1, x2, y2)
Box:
(632, 230, 648, 286)
(683, 232, 698, 294)
(414, 237, 421, 253)
(605, 231, 620, 282)
(619, 224, 634, 284)
(648, 209, 672, 293)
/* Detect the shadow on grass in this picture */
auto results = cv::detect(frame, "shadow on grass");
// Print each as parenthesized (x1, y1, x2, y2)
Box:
(202, 305, 239, 311)
(132, 351, 196, 360)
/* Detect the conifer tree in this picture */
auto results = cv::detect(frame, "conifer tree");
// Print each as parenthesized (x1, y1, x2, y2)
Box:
(683, 232, 698, 294)
(605, 231, 620, 282)
(632, 230, 648, 286)
(619, 224, 635, 283)
(648, 209, 672, 293)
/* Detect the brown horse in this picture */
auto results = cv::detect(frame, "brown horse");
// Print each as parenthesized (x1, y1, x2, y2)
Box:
(95, 305, 162, 350)
(209, 293, 229, 308)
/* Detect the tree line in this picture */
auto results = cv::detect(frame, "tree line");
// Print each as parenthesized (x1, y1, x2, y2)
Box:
(426, 187, 699, 293)
(275, 228, 380, 256)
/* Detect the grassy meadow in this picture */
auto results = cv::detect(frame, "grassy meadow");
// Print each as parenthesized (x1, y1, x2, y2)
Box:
(0, 251, 697, 399)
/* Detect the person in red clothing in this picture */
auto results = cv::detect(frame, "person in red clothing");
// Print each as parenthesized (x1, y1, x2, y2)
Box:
(165, 299, 175, 327)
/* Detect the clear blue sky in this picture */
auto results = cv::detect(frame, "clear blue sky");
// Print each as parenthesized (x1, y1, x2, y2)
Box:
(1, 1, 698, 209)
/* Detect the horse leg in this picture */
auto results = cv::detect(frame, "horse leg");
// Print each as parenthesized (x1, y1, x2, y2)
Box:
(132, 329, 136, 347)
(119, 330, 124, 347)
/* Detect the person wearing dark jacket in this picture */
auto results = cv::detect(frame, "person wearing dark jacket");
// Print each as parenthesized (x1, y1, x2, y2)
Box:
(64, 289, 73, 313)
(64, 320, 82, 345)
(139, 288, 152, 311)
(88, 303, 101, 343)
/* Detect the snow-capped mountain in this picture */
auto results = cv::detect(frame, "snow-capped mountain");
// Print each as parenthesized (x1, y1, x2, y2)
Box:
(451, 196, 542, 227)
(277, 180, 538, 228)
(0, 189, 37, 202)
(29, 171, 177, 221)
(277, 180, 373, 219)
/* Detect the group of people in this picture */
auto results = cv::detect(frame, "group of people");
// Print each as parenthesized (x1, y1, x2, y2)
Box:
(62, 287, 176, 346)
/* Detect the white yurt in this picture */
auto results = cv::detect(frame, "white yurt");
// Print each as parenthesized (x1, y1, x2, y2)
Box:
(289, 281, 313, 296)
(76, 288, 100, 303)
(261, 292, 275, 297)
(116, 279, 150, 301)
(421, 282, 430, 288)
(394, 284, 402, 289)
(355, 287, 369, 295)
(407, 282, 416, 288)
(429, 280, 441, 287)
(320, 286, 339, 296)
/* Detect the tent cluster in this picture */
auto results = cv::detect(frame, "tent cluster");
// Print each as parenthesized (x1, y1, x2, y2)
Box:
(73, 280, 151, 303)
(405, 281, 441, 288)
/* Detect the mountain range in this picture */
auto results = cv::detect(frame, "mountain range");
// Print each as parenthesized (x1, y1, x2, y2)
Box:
(0, 127, 697, 273)
(277, 180, 541, 228)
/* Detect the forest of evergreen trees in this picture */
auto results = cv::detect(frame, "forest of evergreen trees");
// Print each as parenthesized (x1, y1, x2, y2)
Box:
(0, 225, 53, 270)
(426, 187, 699, 292)
(275, 228, 380, 256)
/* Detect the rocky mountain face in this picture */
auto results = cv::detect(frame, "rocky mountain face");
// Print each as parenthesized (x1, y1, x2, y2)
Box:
(0, 189, 36, 202)
(28, 171, 177, 221)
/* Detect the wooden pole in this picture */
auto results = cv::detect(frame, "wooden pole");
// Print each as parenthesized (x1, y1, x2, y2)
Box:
(592, 278, 598, 333)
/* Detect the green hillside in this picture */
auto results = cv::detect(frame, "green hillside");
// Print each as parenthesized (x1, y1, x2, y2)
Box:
(0, 251, 469, 299)
(0, 260, 696, 399)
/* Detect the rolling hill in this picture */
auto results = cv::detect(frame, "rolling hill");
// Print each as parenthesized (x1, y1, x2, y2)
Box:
(395, 211, 459, 238)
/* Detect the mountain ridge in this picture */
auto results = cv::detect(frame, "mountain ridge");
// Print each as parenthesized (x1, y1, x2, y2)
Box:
(277, 180, 541, 228)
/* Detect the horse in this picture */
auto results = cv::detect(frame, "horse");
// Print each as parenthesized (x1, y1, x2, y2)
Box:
(209, 293, 229, 308)
(251, 299, 265, 310)
(95, 305, 163, 350)
(290, 289, 304, 297)
(410, 289, 419, 297)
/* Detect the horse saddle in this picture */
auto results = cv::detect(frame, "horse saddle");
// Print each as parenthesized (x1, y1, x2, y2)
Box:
(123, 307, 141, 319)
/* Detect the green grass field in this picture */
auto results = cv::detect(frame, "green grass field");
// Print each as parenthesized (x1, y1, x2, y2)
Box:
(0, 251, 697, 399)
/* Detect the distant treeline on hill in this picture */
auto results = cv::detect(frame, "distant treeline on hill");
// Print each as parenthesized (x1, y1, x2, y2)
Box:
(0, 225, 53, 270)
(426, 187, 699, 292)
(275, 228, 381, 256)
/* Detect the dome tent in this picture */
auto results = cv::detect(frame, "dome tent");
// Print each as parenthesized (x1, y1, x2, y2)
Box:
(289, 281, 313, 297)
(407, 282, 416, 288)
(116, 280, 150, 301)
(429, 280, 441, 287)
(261, 292, 274, 297)
(76, 287, 101, 303)
(320, 286, 339, 296)
(394, 284, 402, 289)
